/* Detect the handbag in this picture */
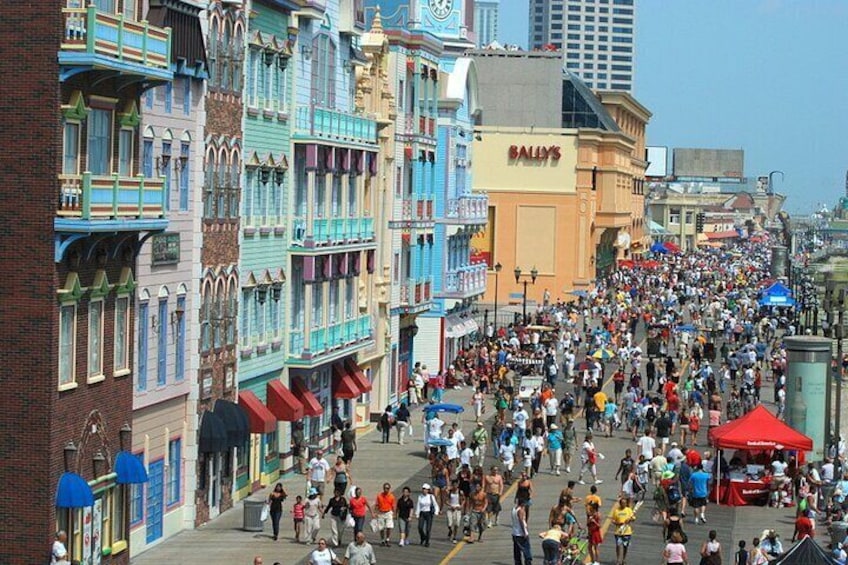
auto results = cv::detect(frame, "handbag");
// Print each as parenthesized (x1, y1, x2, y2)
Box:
(346, 514, 355, 528)
(260, 503, 270, 522)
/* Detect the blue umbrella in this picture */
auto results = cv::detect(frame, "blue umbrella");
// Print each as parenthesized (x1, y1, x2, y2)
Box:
(427, 438, 453, 447)
(56, 472, 94, 508)
(677, 324, 697, 333)
(650, 243, 669, 254)
(568, 290, 588, 298)
(423, 403, 465, 414)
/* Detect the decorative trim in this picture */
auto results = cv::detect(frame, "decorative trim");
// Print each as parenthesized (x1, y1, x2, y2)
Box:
(115, 267, 136, 295)
(89, 270, 112, 299)
(62, 91, 88, 121)
(58, 272, 84, 304)
(118, 100, 141, 128)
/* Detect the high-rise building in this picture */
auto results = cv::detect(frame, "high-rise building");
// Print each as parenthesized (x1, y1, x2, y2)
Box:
(528, 0, 635, 92)
(474, 0, 499, 47)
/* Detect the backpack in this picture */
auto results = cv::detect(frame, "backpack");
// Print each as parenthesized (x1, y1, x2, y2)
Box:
(646, 406, 656, 422)
(667, 483, 682, 504)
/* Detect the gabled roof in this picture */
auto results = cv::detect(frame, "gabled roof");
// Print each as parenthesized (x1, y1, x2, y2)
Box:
(724, 192, 756, 210)
(561, 69, 620, 132)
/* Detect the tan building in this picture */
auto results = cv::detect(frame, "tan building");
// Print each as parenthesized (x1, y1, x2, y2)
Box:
(472, 90, 650, 307)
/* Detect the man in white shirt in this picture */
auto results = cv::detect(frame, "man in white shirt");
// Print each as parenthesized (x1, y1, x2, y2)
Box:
(666, 442, 685, 466)
(544, 395, 559, 428)
(821, 458, 835, 484)
(500, 441, 517, 483)
(308, 450, 331, 498)
(427, 413, 445, 441)
(636, 429, 656, 461)
(512, 403, 529, 433)
(51, 531, 68, 565)
(459, 441, 474, 468)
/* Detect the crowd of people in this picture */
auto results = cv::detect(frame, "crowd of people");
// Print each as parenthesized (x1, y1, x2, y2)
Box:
(237, 236, 848, 565)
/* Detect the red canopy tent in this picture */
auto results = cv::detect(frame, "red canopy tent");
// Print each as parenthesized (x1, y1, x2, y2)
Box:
(707, 405, 812, 452)
(708, 406, 812, 505)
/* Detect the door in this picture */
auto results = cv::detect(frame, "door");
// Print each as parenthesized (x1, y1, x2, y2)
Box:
(145, 460, 164, 543)
(249, 434, 261, 491)
(208, 453, 221, 518)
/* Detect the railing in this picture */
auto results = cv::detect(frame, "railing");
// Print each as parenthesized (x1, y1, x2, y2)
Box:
(290, 315, 373, 359)
(58, 172, 165, 220)
(444, 194, 488, 223)
(401, 277, 434, 308)
(443, 264, 487, 296)
(295, 104, 377, 146)
(61, 6, 171, 73)
(309, 217, 376, 245)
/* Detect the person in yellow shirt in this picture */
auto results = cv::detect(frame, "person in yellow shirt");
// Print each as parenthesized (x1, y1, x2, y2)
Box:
(593, 390, 607, 413)
(584, 484, 602, 517)
(611, 496, 636, 565)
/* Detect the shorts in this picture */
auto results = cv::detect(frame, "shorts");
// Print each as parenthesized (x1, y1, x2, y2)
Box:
(434, 476, 447, 488)
(615, 534, 631, 547)
(377, 511, 394, 530)
(691, 497, 707, 508)
(447, 508, 462, 528)
(660, 436, 670, 446)
(503, 460, 515, 471)
(487, 493, 502, 514)
(333, 430, 342, 442)
(311, 481, 325, 496)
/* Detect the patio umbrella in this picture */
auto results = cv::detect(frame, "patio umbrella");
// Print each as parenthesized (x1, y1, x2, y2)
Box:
(576, 361, 596, 372)
(650, 243, 669, 254)
(591, 348, 616, 360)
(676, 324, 697, 333)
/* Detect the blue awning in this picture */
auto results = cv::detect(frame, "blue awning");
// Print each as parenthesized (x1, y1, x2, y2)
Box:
(115, 451, 149, 485)
(56, 472, 94, 508)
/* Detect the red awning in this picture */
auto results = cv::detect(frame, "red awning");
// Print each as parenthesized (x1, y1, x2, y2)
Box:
(707, 405, 812, 452)
(333, 363, 361, 399)
(267, 380, 304, 422)
(345, 358, 372, 393)
(705, 230, 740, 240)
(291, 378, 324, 416)
(238, 390, 277, 434)
(662, 241, 681, 253)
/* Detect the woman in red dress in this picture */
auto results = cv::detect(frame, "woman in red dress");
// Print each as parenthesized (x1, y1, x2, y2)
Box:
(587, 501, 603, 565)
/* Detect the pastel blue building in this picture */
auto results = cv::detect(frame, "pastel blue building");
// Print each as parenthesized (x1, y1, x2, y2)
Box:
(366, 0, 487, 371)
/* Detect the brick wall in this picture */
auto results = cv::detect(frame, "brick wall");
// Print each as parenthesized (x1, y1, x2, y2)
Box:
(0, 2, 63, 563)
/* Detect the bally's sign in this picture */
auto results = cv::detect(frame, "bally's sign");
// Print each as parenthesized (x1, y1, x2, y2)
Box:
(508, 145, 562, 161)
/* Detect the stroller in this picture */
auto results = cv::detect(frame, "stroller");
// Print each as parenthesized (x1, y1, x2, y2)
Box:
(559, 527, 589, 565)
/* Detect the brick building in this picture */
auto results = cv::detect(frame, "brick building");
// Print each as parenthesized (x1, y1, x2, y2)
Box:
(0, 1, 174, 563)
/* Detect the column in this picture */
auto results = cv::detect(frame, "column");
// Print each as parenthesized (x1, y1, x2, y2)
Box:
(785, 336, 831, 459)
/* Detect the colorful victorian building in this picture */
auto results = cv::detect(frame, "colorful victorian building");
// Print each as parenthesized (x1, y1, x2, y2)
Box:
(286, 0, 379, 443)
(366, 0, 487, 373)
(383, 23, 442, 402)
(235, 0, 298, 501)
(194, 0, 248, 526)
(131, 0, 207, 552)
(0, 1, 176, 563)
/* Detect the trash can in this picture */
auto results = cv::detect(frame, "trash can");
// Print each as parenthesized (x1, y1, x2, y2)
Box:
(243, 499, 265, 532)
(832, 521, 848, 546)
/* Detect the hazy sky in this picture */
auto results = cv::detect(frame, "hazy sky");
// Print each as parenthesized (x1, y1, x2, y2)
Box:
(497, 0, 848, 213)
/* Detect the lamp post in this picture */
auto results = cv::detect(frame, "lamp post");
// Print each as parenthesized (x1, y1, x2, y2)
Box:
(835, 288, 845, 450)
(768, 170, 785, 195)
(493, 262, 502, 331)
(514, 266, 538, 325)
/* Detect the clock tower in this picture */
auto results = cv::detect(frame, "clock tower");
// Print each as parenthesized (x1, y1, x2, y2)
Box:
(365, 1, 475, 52)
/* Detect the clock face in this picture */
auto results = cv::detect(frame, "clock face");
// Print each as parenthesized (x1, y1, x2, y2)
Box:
(429, 0, 453, 21)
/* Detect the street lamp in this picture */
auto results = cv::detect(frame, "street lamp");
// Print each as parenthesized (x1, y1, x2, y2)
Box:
(514, 266, 538, 325)
(768, 170, 785, 195)
(493, 262, 502, 332)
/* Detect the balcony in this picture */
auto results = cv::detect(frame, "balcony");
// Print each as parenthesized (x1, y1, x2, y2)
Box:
(294, 104, 377, 148)
(293, 216, 376, 249)
(441, 194, 488, 226)
(389, 198, 434, 229)
(439, 263, 487, 299)
(397, 277, 433, 315)
(288, 314, 374, 365)
(59, 6, 172, 82)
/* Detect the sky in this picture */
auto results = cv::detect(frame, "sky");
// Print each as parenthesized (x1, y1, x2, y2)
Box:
(497, 0, 848, 214)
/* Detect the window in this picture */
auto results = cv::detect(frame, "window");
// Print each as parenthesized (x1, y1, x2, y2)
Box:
(175, 295, 186, 382)
(157, 297, 167, 386)
(276, 63, 287, 113)
(201, 285, 212, 351)
(685, 211, 694, 225)
(162, 140, 172, 210)
(114, 296, 129, 374)
(311, 283, 323, 328)
(264, 431, 277, 461)
(183, 77, 191, 116)
(145, 89, 154, 110)
(167, 438, 181, 506)
(59, 304, 77, 388)
(112, 485, 127, 548)
(612, 74, 631, 81)
(311, 35, 337, 107)
(179, 142, 190, 211)
(612, 55, 633, 62)
(227, 279, 237, 345)
(63, 122, 80, 175)
(137, 300, 149, 391)
(143, 138, 153, 178)
(87, 108, 112, 175)
(229, 152, 240, 219)
(118, 129, 133, 177)
(203, 149, 215, 219)
(164, 81, 172, 113)
(329, 279, 339, 324)
(567, 23, 580, 30)
(397, 79, 404, 111)
(269, 295, 279, 339)
(345, 276, 355, 320)
(87, 300, 104, 380)
(130, 454, 144, 525)
(669, 208, 681, 224)
(247, 49, 259, 106)
(241, 288, 252, 347)
(314, 169, 326, 217)
(264, 59, 275, 110)
(331, 174, 342, 217)
(348, 172, 357, 215)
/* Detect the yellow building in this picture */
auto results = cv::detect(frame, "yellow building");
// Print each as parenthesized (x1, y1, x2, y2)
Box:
(472, 88, 650, 308)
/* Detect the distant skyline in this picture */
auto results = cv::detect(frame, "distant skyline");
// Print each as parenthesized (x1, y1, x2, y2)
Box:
(497, 0, 848, 213)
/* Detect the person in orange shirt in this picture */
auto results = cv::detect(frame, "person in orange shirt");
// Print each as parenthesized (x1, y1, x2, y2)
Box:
(375, 483, 397, 546)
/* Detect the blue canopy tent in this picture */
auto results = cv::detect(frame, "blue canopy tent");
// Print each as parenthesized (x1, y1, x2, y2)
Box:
(759, 281, 795, 307)
(650, 242, 669, 254)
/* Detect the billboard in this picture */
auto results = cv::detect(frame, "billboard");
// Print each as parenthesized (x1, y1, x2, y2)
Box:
(645, 146, 668, 177)
(672, 148, 744, 179)
(470, 205, 495, 267)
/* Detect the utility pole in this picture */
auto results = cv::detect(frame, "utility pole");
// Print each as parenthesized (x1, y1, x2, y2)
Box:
(837, 288, 845, 452)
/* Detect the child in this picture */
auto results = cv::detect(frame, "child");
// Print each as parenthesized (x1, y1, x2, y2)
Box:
(565, 542, 582, 565)
(734, 540, 748, 565)
(292, 495, 305, 543)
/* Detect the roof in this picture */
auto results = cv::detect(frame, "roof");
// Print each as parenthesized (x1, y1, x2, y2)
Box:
(772, 536, 837, 565)
(561, 69, 620, 132)
(707, 405, 813, 451)
(704, 230, 740, 240)
(147, 0, 207, 73)
(725, 192, 756, 210)
(649, 220, 668, 234)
